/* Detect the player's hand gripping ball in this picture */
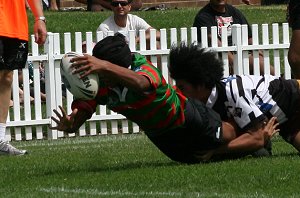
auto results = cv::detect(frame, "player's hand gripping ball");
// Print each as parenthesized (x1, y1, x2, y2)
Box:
(60, 52, 99, 100)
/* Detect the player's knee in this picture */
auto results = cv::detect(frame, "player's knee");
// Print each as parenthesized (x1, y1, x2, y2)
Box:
(291, 132, 300, 152)
(288, 51, 300, 69)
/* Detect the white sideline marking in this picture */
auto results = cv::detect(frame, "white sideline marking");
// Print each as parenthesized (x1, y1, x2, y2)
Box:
(16, 134, 144, 147)
(38, 187, 272, 197)
(39, 187, 182, 197)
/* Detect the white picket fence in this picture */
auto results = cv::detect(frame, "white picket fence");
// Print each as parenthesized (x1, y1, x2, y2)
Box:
(7, 23, 291, 141)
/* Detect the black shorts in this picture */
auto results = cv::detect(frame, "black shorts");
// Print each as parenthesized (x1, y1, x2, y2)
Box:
(287, 0, 300, 30)
(147, 99, 224, 164)
(0, 36, 28, 70)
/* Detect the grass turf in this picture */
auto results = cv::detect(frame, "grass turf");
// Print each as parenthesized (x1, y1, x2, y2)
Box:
(1, 134, 299, 197)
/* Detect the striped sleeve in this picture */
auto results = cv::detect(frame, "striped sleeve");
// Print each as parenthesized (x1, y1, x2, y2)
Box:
(136, 64, 162, 89)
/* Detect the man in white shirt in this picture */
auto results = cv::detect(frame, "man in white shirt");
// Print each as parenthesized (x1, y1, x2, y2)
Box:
(97, 0, 160, 44)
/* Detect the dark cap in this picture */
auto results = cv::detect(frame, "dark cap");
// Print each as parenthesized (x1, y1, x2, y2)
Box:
(92, 33, 132, 68)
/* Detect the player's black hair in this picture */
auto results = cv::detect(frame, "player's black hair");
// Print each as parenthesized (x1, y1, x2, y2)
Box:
(92, 33, 132, 68)
(168, 42, 224, 89)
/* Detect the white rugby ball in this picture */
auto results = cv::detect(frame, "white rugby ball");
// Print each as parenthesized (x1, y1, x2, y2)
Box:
(60, 52, 99, 100)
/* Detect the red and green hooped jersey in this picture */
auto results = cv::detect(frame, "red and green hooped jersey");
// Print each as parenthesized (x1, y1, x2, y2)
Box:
(72, 53, 187, 136)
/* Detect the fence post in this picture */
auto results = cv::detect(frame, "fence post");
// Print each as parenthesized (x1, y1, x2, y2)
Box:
(283, 23, 291, 79)
(85, 32, 93, 54)
(170, 28, 177, 46)
(200, 27, 208, 48)
(160, 29, 170, 83)
(241, 24, 250, 75)
(262, 24, 271, 75)
(272, 23, 281, 76)
(45, 33, 58, 139)
(190, 27, 197, 43)
(251, 24, 261, 75)
(150, 28, 158, 67)
(232, 24, 243, 75)
(220, 26, 230, 76)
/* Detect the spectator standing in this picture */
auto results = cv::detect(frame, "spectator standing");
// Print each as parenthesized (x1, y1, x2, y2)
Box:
(193, 0, 274, 75)
(0, 0, 47, 155)
(287, 0, 300, 78)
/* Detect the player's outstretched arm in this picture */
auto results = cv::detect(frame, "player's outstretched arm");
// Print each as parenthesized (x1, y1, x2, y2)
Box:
(190, 118, 279, 162)
(71, 54, 152, 92)
(195, 117, 278, 161)
(50, 105, 91, 133)
(212, 117, 279, 155)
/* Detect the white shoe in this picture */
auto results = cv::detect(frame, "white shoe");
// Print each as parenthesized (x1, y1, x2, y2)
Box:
(0, 140, 27, 155)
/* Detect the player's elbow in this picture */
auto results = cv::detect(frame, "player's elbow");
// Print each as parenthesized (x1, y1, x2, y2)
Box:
(251, 132, 265, 149)
(135, 78, 151, 92)
(288, 51, 300, 68)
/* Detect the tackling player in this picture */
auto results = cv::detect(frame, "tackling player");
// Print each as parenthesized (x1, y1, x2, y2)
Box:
(169, 43, 300, 156)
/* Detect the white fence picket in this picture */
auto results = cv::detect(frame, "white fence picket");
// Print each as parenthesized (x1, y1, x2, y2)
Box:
(262, 24, 271, 75)
(283, 23, 291, 79)
(272, 23, 281, 77)
(241, 24, 250, 75)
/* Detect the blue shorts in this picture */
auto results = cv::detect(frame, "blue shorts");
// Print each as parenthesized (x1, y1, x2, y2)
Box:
(0, 36, 28, 70)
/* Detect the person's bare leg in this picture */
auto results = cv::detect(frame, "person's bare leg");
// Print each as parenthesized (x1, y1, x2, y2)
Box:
(0, 70, 13, 125)
(49, 0, 58, 10)
(0, 70, 27, 155)
(288, 30, 300, 79)
(292, 131, 300, 152)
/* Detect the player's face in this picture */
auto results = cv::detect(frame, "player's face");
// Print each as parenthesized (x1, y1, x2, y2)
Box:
(210, 0, 227, 6)
(175, 79, 205, 101)
(111, 0, 131, 15)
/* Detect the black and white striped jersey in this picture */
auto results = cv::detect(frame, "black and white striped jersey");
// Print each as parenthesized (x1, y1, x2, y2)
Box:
(206, 75, 300, 130)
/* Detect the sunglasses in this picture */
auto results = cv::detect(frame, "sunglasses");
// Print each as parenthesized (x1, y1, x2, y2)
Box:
(111, 1, 129, 7)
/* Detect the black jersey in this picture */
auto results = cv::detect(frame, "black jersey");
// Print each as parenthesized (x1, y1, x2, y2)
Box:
(193, 4, 252, 46)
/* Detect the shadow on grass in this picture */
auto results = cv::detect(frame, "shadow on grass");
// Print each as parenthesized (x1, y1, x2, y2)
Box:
(271, 152, 300, 158)
(88, 160, 179, 172)
(33, 160, 179, 177)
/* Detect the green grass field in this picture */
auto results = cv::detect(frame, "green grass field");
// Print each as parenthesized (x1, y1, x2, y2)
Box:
(1, 134, 300, 197)
(4, 5, 299, 198)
